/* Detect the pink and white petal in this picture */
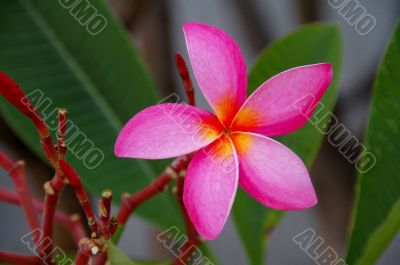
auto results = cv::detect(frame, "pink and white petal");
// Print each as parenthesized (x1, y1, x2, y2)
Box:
(183, 22, 247, 125)
(115, 103, 222, 159)
(184, 136, 239, 240)
(231, 132, 317, 210)
(232, 64, 332, 136)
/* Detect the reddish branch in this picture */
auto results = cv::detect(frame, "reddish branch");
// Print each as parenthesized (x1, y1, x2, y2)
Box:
(176, 53, 195, 106)
(0, 59, 204, 265)
(59, 159, 99, 236)
(173, 54, 203, 265)
(41, 181, 60, 264)
(41, 109, 69, 263)
(57, 108, 67, 158)
(173, 169, 202, 265)
(75, 237, 100, 265)
(117, 157, 189, 227)
(0, 251, 40, 265)
(0, 152, 40, 242)
(0, 187, 86, 243)
(99, 189, 112, 240)
(0, 72, 48, 138)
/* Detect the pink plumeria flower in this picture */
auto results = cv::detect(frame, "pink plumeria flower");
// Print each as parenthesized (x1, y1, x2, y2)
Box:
(115, 22, 332, 240)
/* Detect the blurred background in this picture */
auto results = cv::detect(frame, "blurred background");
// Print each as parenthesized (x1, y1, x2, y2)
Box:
(0, 0, 399, 264)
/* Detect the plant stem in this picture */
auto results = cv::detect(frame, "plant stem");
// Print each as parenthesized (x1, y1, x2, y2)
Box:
(41, 181, 59, 264)
(0, 187, 86, 243)
(74, 251, 90, 265)
(59, 159, 99, 235)
(99, 189, 112, 240)
(41, 109, 69, 264)
(0, 152, 40, 243)
(76, 237, 101, 265)
(173, 169, 202, 265)
(176, 53, 195, 106)
(113, 156, 189, 243)
(0, 72, 48, 138)
(57, 108, 67, 158)
(0, 250, 40, 265)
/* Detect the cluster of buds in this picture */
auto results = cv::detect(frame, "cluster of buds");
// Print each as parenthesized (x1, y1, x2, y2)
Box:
(0, 52, 203, 265)
(0, 72, 119, 265)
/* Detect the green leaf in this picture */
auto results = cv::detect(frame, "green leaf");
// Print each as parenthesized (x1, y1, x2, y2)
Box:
(345, 21, 400, 265)
(107, 243, 169, 265)
(0, 0, 181, 228)
(232, 23, 342, 265)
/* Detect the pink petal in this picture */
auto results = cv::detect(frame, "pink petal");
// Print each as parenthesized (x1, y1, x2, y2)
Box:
(184, 136, 239, 240)
(183, 22, 247, 125)
(231, 132, 317, 210)
(115, 103, 222, 159)
(231, 64, 332, 136)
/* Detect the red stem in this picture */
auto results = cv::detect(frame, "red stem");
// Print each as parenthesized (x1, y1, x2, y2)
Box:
(42, 108, 69, 263)
(59, 159, 99, 235)
(0, 153, 40, 244)
(57, 108, 67, 158)
(0, 251, 40, 265)
(117, 157, 189, 226)
(99, 189, 112, 240)
(76, 237, 101, 265)
(176, 53, 196, 106)
(173, 169, 202, 265)
(74, 251, 90, 265)
(109, 215, 118, 236)
(0, 187, 86, 243)
(0, 72, 48, 138)
(40, 181, 58, 264)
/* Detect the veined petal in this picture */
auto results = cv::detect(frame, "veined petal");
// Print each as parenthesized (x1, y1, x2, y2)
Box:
(184, 136, 239, 240)
(232, 64, 332, 136)
(115, 103, 222, 159)
(183, 22, 247, 125)
(231, 132, 317, 210)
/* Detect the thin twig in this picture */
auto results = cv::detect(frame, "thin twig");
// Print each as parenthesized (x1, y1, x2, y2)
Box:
(41, 108, 70, 263)
(176, 53, 195, 106)
(99, 189, 112, 240)
(75, 237, 101, 265)
(113, 157, 189, 243)
(0, 187, 86, 243)
(173, 170, 202, 265)
(59, 159, 99, 236)
(0, 152, 40, 243)
(57, 108, 67, 158)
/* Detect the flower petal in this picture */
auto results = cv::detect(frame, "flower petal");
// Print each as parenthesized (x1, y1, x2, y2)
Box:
(183, 22, 247, 125)
(184, 136, 238, 240)
(231, 132, 317, 210)
(115, 103, 222, 159)
(232, 64, 332, 136)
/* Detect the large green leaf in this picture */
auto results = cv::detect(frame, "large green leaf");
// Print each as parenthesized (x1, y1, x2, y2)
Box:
(345, 21, 400, 265)
(0, 0, 181, 228)
(232, 23, 342, 265)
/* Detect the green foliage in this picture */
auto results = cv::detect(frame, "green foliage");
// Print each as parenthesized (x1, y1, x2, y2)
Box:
(0, 0, 182, 228)
(345, 21, 400, 265)
(232, 23, 342, 265)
